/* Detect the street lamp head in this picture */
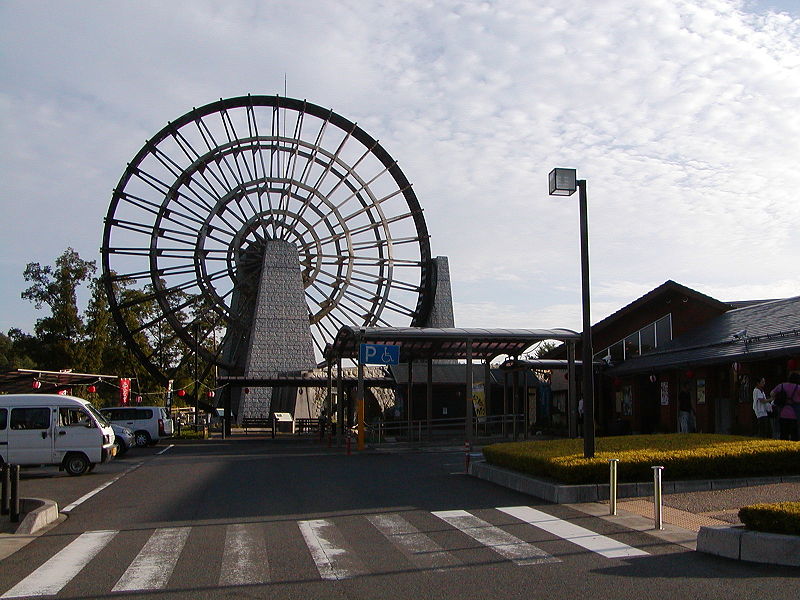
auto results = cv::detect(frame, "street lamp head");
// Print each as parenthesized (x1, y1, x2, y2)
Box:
(548, 168, 577, 196)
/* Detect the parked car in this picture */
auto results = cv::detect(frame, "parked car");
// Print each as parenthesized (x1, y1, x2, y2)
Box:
(0, 394, 116, 476)
(110, 423, 136, 455)
(100, 406, 174, 447)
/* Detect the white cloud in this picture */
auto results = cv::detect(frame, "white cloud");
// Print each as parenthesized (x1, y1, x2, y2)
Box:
(1, 0, 798, 340)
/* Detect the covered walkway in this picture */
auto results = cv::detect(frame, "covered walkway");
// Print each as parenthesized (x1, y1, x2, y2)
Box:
(324, 326, 582, 443)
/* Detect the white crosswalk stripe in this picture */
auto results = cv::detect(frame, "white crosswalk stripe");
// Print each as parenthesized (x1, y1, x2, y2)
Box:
(367, 513, 460, 570)
(497, 506, 649, 559)
(112, 526, 191, 592)
(432, 510, 558, 565)
(298, 519, 369, 580)
(1, 530, 117, 598)
(1, 507, 652, 596)
(219, 523, 270, 586)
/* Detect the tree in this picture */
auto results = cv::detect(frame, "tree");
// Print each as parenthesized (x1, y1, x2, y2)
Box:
(2, 329, 38, 369)
(21, 248, 96, 370)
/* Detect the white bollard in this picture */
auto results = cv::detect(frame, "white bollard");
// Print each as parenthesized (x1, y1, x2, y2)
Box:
(609, 459, 619, 516)
(652, 466, 665, 530)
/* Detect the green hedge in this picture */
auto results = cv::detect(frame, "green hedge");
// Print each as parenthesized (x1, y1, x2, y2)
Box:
(739, 502, 800, 536)
(481, 434, 800, 484)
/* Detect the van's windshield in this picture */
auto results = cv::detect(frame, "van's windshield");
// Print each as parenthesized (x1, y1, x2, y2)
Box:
(85, 404, 110, 427)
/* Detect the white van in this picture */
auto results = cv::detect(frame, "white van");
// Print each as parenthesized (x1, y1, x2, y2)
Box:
(100, 406, 173, 447)
(0, 394, 117, 476)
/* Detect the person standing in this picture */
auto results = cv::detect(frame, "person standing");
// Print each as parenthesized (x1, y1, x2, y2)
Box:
(752, 377, 771, 438)
(770, 372, 800, 441)
(678, 383, 692, 433)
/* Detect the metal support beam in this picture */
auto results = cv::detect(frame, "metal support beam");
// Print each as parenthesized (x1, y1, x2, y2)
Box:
(503, 372, 508, 437)
(484, 360, 492, 436)
(465, 340, 473, 443)
(407, 358, 414, 441)
(336, 358, 344, 445)
(567, 341, 577, 439)
(512, 368, 519, 440)
(426, 357, 433, 441)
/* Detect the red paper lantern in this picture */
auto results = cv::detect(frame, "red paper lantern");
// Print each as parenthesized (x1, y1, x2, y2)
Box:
(87, 385, 97, 393)
(613, 377, 622, 388)
(32, 380, 41, 389)
(177, 389, 186, 397)
(207, 391, 214, 398)
(244, 387, 250, 394)
(136, 395, 142, 403)
(789, 358, 798, 371)
(649, 374, 657, 383)
(685, 370, 694, 379)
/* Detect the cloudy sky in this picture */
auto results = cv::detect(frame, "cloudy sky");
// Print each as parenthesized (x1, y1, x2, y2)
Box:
(1, 0, 798, 342)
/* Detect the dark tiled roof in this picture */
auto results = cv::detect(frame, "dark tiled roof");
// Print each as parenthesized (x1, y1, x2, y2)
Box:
(591, 280, 731, 333)
(327, 326, 580, 362)
(608, 297, 800, 375)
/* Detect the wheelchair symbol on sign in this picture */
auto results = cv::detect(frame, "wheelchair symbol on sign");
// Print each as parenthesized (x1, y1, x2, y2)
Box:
(360, 343, 399, 365)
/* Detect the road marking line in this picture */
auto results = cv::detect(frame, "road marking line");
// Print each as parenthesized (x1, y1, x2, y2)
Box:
(1, 530, 117, 598)
(432, 510, 557, 565)
(61, 462, 144, 513)
(156, 444, 174, 455)
(112, 526, 190, 591)
(497, 506, 649, 559)
(367, 513, 460, 570)
(219, 523, 270, 586)
(298, 519, 368, 580)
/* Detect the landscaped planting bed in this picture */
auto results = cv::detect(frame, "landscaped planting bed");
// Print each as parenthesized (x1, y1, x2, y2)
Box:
(482, 434, 800, 485)
(739, 502, 800, 536)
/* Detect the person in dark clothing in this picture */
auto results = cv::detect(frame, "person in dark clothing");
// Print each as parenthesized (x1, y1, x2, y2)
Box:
(678, 383, 693, 433)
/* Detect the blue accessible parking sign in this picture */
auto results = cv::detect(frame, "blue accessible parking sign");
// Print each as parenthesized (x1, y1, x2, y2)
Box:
(359, 343, 400, 365)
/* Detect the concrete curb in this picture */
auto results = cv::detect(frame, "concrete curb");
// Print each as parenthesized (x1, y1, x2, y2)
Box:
(470, 461, 800, 504)
(10, 498, 61, 536)
(471, 461, 800, 567)
(697, 526, 800, 567)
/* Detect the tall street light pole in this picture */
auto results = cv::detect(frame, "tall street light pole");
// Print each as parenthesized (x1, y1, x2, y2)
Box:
(549, 168, 595, 458)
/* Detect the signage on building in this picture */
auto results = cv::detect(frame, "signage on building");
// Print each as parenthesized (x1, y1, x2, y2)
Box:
(359, 343, 400, 365)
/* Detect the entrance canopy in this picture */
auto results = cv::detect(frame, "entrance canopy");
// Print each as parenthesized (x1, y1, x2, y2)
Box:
(326, 326, 582, 362)
(0, 369, 112, 394)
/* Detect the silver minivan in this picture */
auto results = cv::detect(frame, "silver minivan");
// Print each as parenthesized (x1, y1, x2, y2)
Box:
(100, 406, 173, 447)
(0, 394, 117, 476)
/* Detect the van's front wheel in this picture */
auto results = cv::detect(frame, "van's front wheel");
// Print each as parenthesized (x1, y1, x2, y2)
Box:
(64, 453, 90, 476)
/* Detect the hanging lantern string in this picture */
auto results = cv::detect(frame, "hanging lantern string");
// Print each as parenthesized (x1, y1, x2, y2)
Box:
(74, 379, 230, 397)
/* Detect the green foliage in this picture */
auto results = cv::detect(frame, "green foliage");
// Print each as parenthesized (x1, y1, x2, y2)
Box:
(738, 502, 800, 536)
(21, 248, 96, 370)
(482, 434, 800, 484)
(172, 428, 208, 440)
(3, 329, 38, 369)
(8, 248, 219, 407)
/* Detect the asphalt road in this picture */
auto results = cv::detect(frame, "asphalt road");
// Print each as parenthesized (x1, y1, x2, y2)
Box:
(1, 438, 797, 599)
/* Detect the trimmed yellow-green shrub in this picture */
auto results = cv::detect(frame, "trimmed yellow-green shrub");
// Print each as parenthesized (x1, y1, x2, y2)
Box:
(738, 502, 800, 536)
(481, 434, 800, 484)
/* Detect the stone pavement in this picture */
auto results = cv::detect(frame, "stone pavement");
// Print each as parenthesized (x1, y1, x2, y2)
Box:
(472, 461, 800, 566)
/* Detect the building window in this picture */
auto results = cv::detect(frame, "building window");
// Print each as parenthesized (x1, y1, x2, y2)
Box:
(609, 341, 624, 363)
(596, 313, 672, 364)
(655, 314, 672, 346)
(624, 332, 640, 359)
(640, 323, 656, 354)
